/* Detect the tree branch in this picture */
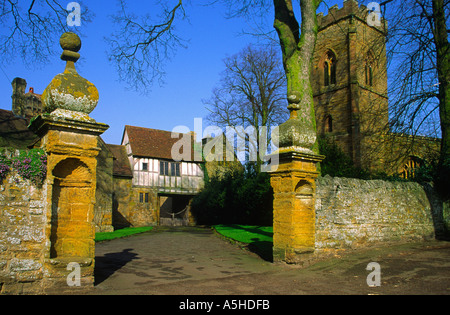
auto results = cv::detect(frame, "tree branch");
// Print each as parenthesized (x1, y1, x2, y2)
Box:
(107, 0, 186, 91)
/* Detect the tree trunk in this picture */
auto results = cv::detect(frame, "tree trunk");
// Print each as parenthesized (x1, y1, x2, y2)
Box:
(273, 0, 321, 152)
(432, 0, 450, 198)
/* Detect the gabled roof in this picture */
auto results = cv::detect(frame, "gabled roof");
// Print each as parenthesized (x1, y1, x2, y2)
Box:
(123, 125, 198, 161)
(107, 144, 133, 178)
(0, 109, 38, 149)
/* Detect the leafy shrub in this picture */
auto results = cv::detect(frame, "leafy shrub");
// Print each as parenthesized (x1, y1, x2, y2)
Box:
(318, 136, 371, 179)
(191, 163, 273, 226)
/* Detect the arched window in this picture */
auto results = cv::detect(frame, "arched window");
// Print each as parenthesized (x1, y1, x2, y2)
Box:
(324, 51, 336, 86)
(365, 51, 375, 87)
(400, 156, 422, 179)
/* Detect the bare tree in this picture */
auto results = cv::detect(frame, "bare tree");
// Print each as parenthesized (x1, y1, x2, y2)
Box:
(383, 0, 450, 194)
(386, 0, 447, 136)
(106, 0, 187, 91)
(104, 1, 324, 166)
(106, 0, 323, 136)
(432, 0, 450, 187)
(204, 45, 288, 165)
(212, 0, 323, 152)
(0, 0, 93, 67)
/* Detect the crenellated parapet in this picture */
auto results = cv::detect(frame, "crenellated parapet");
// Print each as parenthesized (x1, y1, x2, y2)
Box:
(317, 0, 386, 32)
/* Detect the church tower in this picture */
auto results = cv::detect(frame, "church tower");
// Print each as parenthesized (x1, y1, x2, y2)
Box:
(312, 0, 389, 170)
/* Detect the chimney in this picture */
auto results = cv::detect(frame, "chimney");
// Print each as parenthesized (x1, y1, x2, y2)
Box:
(12, 77, 27, 117)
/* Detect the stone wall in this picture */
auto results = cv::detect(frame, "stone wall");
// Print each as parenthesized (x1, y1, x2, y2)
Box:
(315, 176, 439, 250)
(0, 171, 47, 294)
(127, 186, 158, 227)
(112, 177, 158, 228)
(95, 139, 114, 232)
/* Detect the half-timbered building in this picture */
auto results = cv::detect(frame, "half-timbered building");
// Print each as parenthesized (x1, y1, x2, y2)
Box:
(111, 125, 204, 227)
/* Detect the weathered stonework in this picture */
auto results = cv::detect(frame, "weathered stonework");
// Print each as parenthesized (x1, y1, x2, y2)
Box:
(312, 0, 441, 174)
(269, 151, 324, 264)
(312, 0, 389, 170)
(25, 32, 108, 293)
(0, 171, 47, 294)
(95, 139, 114, 233)
(28, 111, 108, 293)
(315, 176, 440, 250)
(42, 33, 99, 117)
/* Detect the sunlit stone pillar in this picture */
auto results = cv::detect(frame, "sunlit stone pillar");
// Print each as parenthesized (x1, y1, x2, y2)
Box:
(269, 104, 324, 264)
(30, 32, 109, 292)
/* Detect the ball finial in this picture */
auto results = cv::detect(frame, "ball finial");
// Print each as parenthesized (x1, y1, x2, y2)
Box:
(40, 32, 99, 118)
(60, 32, 81, 63)
(60, 32, 81, 52)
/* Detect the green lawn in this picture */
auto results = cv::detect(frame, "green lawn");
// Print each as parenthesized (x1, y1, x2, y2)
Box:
(214, 224, 273, 243)
(95, 226, 154, 242)
(213, 224, 273, 261)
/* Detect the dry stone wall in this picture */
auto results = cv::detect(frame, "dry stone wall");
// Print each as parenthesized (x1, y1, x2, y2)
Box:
(0, 171, 47, 294)
(315, 176, 437, 250)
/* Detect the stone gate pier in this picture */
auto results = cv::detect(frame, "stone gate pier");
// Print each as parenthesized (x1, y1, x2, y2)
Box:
(30, 32, 109, 292)
(269, 101, 324, 264)
(269, 151, 323, 264)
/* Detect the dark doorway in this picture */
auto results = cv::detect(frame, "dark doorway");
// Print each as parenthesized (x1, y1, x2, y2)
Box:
(159, 195, 192, 226)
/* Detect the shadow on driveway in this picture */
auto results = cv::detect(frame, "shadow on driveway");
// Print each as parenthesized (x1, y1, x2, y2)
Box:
(95, 248, 140, 286)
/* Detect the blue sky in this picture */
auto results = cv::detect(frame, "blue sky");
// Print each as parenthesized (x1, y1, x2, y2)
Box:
(0, 0, 343, 145)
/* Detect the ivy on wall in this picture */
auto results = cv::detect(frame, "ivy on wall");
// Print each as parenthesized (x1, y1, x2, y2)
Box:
(0, 148, 47, 187)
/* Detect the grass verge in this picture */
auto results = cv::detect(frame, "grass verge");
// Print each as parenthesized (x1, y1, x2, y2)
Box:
(95, 226, 154, 242)
(213, 224, 273, 261)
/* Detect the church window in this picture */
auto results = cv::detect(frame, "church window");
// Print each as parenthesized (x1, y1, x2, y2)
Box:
(400, 156, 422, 179)
(365, 51, 375, 87)
(324, 51, 337, 86)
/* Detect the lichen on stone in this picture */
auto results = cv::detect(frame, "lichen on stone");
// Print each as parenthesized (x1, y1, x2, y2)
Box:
(41, 32, 99, 118)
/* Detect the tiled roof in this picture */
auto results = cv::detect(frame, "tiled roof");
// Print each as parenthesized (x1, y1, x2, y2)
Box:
(25, 87, 42, 99)
(124, 125, 198, 161)
(0, 109, 38, 149)
(107, 144, 133, 178)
